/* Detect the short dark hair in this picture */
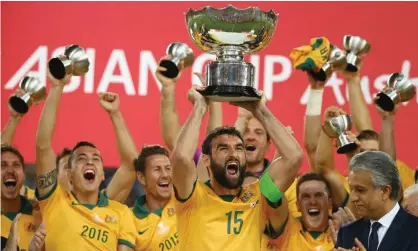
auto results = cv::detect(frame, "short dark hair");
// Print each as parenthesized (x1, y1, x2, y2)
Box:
(68, 141, 99, 168)
(1, 144, 24, 166)
(202, 126, 244, 155)
(56, 148, 72, 171)
(296, 172, 332, 198)
(134, 145, 169, 173)
(350, 151, 401, 201)
(357, 130, 379, 141)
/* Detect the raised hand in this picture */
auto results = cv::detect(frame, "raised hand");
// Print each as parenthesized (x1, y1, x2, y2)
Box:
(340, 58, 363, 82)
(3, 213, 21, 251)
(29, 223, 47, 251)
(156, 55, 185, 87)
(99, 92, 120, 114)
(47, 58, 72, 87)
(187, 85, 208, 106)
(374, 87, 400, 119)
(307, 72, 326, 90)
(324, 106, 346, 122)
(230, 91, 267, 115)
(8, 89, 26, 118)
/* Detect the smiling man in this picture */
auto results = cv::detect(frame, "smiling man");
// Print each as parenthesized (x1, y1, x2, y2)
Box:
(268, 172, 334, 251)
(34, 70, 136, 251)
(1, 145, 36, 251)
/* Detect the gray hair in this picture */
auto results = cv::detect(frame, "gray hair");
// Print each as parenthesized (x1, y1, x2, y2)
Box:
(349, 151, 400, 201)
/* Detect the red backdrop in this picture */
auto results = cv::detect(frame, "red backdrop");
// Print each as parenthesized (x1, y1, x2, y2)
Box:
(2, 2, 417, 174)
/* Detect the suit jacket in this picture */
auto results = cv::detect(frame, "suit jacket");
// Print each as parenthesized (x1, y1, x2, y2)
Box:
(336, 207, 418, 251)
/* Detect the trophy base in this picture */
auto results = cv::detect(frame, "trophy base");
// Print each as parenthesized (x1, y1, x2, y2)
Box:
(9, 97, 29, 114)
(49, 58, 67, 80)
(337, 142, 358, 154)
(198, 85, 262, 102)
(346, 64, 358, 73)
(159, 60, 179, 79)
(375, 93, 395, 112)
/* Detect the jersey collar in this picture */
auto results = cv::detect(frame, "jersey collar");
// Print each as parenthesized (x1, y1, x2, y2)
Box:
(133, 195, 163, 219)
(70, 190, 109, 210)
(1, 195, 33, 221)
(298, 216, 329, 240)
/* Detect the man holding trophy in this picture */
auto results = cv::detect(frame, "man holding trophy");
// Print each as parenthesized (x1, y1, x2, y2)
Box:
(170, 6, 304, 250)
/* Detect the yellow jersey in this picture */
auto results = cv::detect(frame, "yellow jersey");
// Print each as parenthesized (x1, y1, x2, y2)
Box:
(36, 184, 136, 251)
(1, 195, 36, 251)
(268, 216, 334, 251)
(175, 180, 266, 251)
(396, 160, 415, 192)
(284, 178, 299, 218)
(22, 185, 35, 200)
(132, 195, 178, 251)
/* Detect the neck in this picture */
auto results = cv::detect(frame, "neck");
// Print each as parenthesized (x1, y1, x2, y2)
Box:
(372, 200, 397, 220)
(144, 195, 169, 213)
(246, 160, 265, 174)
(210, 179, 241, 196)
(1, 196, 21, 213)
(73, 190, 99, 205)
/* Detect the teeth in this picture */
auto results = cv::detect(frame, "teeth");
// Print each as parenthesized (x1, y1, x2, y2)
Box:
(5, 179, 16, 183)
(308, 209, 320, 213)
(159, 182, 169, 185)
(84, 170, 95, 175)
(227, 162, 238, 168)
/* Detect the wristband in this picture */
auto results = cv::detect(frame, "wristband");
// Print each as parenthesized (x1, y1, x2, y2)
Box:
(306, 88, 324, 116)
(260, 169, 283, 203)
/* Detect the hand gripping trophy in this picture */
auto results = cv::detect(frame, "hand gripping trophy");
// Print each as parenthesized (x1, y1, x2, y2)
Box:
(185, 5, 278, 102)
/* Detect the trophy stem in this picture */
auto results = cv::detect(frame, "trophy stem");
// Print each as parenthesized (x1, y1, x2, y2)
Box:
(216, 46, 246, 62)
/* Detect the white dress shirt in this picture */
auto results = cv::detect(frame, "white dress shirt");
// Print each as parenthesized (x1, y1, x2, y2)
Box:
(369, 203, 400, 249)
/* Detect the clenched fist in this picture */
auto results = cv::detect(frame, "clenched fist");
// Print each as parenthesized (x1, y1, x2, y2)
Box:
(99, 92, 120, 114)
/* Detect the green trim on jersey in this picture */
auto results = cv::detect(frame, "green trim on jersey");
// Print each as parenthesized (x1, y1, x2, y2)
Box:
(1, 195, 33, 221)
(132, 195, 163, 219)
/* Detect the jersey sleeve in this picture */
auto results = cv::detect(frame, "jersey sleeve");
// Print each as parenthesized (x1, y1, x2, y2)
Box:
(117, 206, 136, 249)
(396, 160, 415, 192)
(173, 179, 202, 212)
(35, 182, 63, 215)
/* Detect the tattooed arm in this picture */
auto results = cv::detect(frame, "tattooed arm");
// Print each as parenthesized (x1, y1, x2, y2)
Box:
(35, 70, 71, 197)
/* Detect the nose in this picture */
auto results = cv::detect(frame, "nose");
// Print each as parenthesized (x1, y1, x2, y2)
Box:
(350, 191, 359, 203)
(161, 168, 170, 178)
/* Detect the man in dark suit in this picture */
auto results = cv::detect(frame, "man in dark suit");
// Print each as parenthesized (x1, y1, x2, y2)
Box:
(336, 151, 418, 251)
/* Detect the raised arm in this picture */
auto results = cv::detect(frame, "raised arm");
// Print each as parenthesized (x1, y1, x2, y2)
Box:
(171, 86, 208, 199)
(342, 61, 373, 131)
(1, 90, 25, 145)
(315, 106, 353, 208)
(234, 98, 304, 232)
(375, 97, 398, 160)
(35, 70, 72, 197)
(99, 92, 138, 203)
(303, 74, 325, 170)
(158, 56, 186, 152)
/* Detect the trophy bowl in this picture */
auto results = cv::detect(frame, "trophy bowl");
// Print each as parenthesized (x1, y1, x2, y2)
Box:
(159, 42, 195, 79)
(9, 76, 46, 114)
(375, 73, 416, 112)
(185, 5, 278, 102)
(322, 114, 358, 154)
(49, 44, 90, 80)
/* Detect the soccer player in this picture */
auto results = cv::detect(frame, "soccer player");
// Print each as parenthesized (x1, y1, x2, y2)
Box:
(131, 145, 178, 251)
(268, 173, 335, 251)
(34, 70, 136, 251)
(56, 147, 73, 191)
(171, 85, 304, 250)
(1, 145, 36, 251)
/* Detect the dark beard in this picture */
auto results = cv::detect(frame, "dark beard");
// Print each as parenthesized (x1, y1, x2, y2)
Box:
(209, 157, 246, 189)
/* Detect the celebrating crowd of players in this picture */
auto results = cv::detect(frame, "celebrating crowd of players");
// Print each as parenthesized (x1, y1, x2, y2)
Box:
(1, 52, 418, 251)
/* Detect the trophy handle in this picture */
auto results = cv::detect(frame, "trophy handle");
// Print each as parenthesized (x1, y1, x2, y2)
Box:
(159, 60, 180, 79)
(9, 93, 33, 114)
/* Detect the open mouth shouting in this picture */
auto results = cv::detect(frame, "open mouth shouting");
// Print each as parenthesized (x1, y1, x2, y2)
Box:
(3, 176, 17, 192)
(83, 169, 96, 183)
(307, 208, 321, 217)
(245, 144, 257, 152)
(158, 181, 170, 189)
(226, 161, 240, 178)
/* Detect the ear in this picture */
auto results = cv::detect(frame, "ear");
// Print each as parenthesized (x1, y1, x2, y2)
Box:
(382, 185, 392, 201)
(137, 171, 146, 186)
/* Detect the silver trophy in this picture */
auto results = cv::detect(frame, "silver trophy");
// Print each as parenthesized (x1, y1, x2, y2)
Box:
(310, 45, 347, 82)
(159, 42, 195, 78)
(375, 73, 416, 112)
(185, 5, 278, 102)
(48, 44, 90, 80)
(9, 76, 47, 114)
(343, 35, 371, 72)
(322, 114, 358, 154)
